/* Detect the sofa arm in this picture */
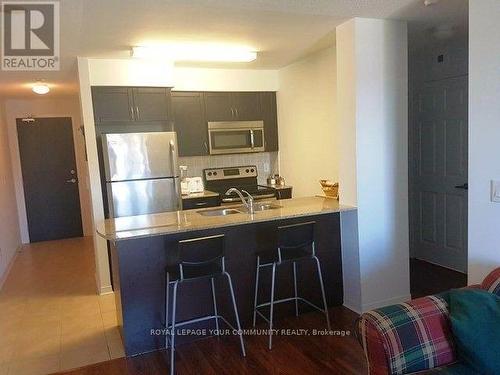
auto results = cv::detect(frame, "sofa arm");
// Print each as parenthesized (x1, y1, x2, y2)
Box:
(481, 267, 500, 296)
(357, 295, 457, 375)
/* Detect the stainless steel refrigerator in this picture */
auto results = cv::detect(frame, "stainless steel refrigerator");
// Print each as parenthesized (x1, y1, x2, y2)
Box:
(101, 132, 181, 218)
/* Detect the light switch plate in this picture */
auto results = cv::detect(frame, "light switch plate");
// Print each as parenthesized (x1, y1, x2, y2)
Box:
(491, 180, 500, 203)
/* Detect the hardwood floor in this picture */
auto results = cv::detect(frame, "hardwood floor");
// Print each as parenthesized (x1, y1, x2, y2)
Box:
(0, 237, 467, 374)
(57, 306, 368, 375)
(56, 259, 469, 375)
(410, 258, 467, 298)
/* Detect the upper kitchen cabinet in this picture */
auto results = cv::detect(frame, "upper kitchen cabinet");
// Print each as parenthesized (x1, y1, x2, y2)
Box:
(204, 92, 234, 121)
(171, 90, 279, 156)
(92, 87, 134, 123)
(132, 87, 171, 122)
(92, 86, 172, 125)
(204, 92, 262, 122)
(171, 92, 209, 156)
(260, 92, 279, 151)
(232, 92, 262, 121)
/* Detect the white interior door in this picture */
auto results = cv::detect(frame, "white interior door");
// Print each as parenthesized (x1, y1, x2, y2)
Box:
(411, 75, 468, 273)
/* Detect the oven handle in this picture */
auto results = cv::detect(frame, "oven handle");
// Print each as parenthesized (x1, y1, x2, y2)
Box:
(222, 193, 275, 203)
(250, 129, 254, 149)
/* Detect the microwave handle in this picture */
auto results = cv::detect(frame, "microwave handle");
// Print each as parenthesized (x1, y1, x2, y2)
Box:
(250, 129, 254, 149)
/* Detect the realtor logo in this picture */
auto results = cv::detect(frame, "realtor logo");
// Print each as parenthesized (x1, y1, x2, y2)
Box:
(1, 1, 60, 70)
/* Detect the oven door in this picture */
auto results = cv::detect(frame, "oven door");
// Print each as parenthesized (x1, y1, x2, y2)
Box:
(208, 121, 265, 155)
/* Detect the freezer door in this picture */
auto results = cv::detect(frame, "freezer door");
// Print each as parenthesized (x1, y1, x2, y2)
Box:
(102, 132, 179, 181)
(107, 178, 181, 218)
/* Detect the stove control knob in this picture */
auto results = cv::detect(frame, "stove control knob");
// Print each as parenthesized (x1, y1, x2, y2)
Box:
(245, 169, 250, 173)
(208, 172, 212, 176)
(214, 172, 218, 176)
(250, 168, 255, 173)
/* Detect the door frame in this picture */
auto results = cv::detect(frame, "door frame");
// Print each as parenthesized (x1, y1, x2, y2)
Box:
(7, 111, 91, 243)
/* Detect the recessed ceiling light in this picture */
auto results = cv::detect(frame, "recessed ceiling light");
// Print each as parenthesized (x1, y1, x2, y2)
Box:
(32, 82, 50, 95)
(132, 43, 257, 63)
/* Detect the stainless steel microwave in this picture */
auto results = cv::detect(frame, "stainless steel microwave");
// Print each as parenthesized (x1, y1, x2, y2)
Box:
(208, 121, 265, 155)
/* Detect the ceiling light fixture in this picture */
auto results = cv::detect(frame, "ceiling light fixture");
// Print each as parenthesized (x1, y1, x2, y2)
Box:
(132, 43, 257, 63)
(32, 81, 50, 95)
(424, 0, 440, 6)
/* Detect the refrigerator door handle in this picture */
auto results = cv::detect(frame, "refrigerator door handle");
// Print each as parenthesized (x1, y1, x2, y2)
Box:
(170, 140, 182, 210)
(169, 140, 178, 173)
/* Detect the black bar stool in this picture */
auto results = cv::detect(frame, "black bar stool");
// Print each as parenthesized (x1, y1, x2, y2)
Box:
(252, 221, 331, 349)
(165, 234, 246, 375)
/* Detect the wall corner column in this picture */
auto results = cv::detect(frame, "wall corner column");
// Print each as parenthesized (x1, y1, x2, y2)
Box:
(337, 18, 410, 312)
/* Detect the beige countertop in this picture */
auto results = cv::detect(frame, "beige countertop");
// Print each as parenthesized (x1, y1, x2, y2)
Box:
(264, 184, 292, 190)
(181, 190, 219, 200)
(96, 196, 356, 241)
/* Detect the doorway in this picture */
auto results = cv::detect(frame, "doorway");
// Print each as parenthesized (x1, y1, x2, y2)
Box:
(408, 32, 469, 295)
(17, 117, 83, 242)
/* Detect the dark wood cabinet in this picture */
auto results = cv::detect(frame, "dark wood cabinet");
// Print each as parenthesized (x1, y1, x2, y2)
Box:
(92, 86, 171, 124)
(233, 92, 262, 120)
(203, 92, 262, 122)
(171, 92, 209, 156)
(92, 87, 134, 123)
(204, 92, 234, 121)
(260, 92, 279, 151)
(92, 88, 279, 157)
(132, 87, 171, 122)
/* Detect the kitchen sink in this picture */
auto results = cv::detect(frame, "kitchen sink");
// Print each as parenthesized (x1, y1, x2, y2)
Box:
(252, 203, 282, 211)
(197, 208, 243, 217)
(198, 203, 282, 217)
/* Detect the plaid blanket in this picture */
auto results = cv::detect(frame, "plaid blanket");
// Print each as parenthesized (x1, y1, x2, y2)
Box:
(360, 295, 456, 375)
(482, 267, 500, 297)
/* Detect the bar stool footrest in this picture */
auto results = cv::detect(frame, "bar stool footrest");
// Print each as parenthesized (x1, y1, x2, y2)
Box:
(255, 296, 327, 315)
(165, 314, 240, 346)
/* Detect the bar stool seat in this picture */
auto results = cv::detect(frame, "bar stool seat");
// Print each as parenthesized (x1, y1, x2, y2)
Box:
(253, 221, 331, 350)
(165, 234, 245, 375)
(165, 262, 223, 281)
(256, 247, 311, 264)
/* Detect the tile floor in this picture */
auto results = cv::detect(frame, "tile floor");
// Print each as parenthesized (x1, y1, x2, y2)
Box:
(0, 237, 125, 375)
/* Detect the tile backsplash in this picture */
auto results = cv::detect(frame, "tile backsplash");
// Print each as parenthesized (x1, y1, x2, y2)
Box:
(179, 152, 279, 185)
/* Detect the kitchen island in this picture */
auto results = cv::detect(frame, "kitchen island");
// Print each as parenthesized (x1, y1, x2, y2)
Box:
(97, 197, 355, 356)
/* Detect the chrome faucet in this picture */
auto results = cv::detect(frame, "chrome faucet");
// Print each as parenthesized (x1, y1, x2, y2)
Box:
(226, 188, 254, 214)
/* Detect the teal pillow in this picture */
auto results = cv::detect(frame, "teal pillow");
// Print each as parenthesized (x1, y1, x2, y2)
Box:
(449, 289, 500, 375)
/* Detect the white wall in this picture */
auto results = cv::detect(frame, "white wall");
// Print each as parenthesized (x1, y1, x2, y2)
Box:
(468, 0, 500, 284)
(0, 102, 22, 287)
(174, 67, 279, 92)
(78, 57, 280, 293)
(87, 58, 175, 86)
(337, 18, 410, 312)
(85, 58, 280, 91)
(3, 97, 93, 243)
(277, 47, 338, 197)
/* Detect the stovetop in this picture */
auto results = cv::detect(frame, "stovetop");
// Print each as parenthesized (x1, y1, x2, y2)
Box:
(203, 165, 276, 200)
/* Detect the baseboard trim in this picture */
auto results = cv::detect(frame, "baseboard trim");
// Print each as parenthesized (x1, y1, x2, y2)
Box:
(99, 285, 113, 295)
(0, 247, 21, 291)
(361, 294, 412, 312)
(343, 301, 362, 315)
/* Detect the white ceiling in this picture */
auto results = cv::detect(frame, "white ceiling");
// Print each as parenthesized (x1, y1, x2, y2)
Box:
(0, 0, 468, 98)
